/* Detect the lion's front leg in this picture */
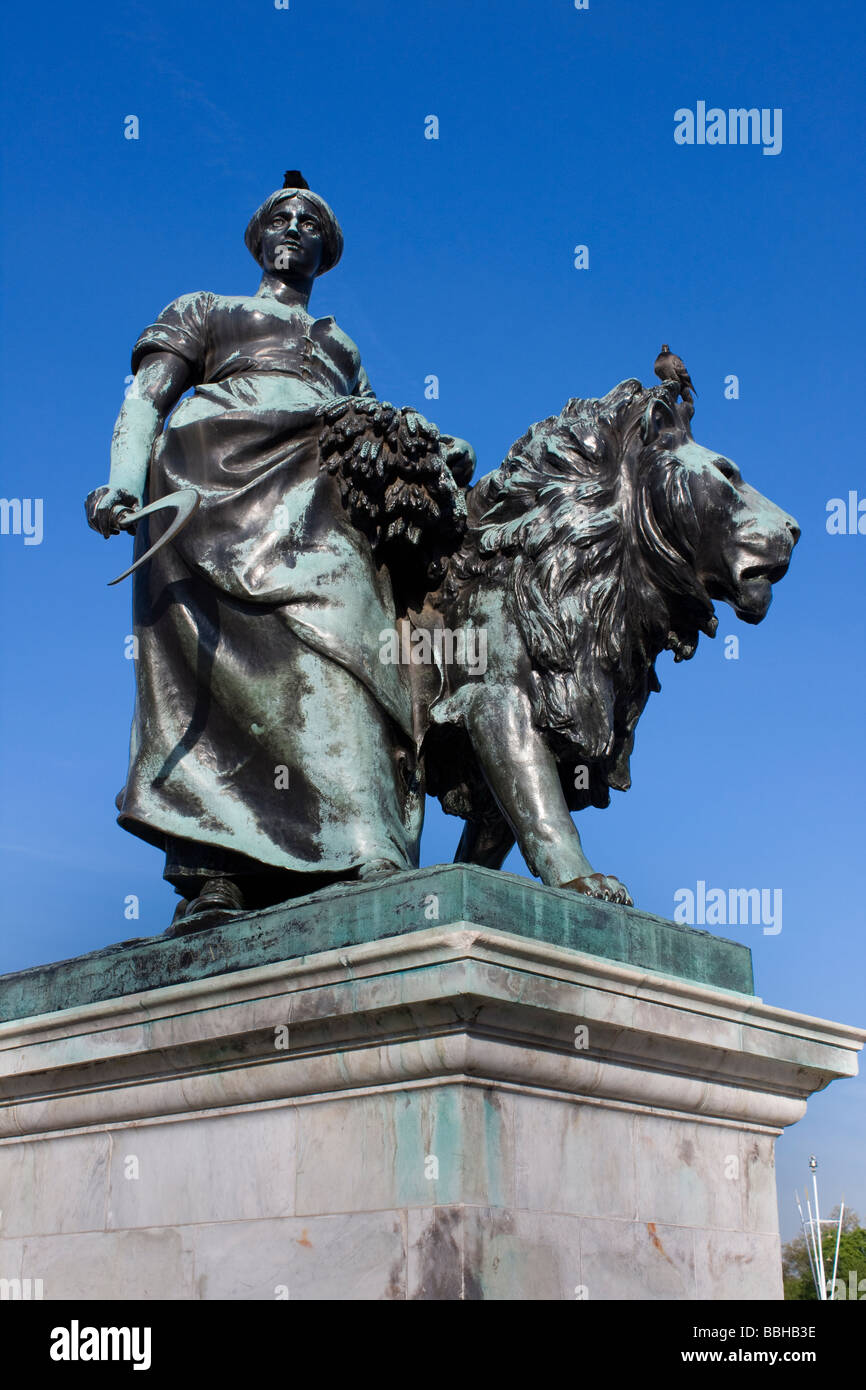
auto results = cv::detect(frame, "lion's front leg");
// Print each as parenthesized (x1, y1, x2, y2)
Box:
(559, 871, 634, 907)
(462, 685, 632, 906)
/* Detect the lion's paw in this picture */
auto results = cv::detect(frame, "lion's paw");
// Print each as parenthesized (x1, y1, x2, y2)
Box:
(561, 873, 633, 907)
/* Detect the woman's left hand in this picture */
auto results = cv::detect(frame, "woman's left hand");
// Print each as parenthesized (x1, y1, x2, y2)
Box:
(439, 435, 476, 488)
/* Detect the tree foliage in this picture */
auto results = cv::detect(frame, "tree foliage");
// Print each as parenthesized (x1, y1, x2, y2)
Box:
(783, 1207, 866, 1300)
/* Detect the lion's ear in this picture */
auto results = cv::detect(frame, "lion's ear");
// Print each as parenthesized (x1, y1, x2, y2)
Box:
(640, 395, 677, 445)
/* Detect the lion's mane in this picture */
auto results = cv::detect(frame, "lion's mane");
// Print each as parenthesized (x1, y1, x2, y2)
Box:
(441, 378, 719, 811)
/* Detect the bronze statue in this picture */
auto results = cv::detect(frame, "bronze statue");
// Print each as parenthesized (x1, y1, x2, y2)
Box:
(423, 379, 798, 904)
(86, 172, 474, 925)
(87, 175, 798, 926)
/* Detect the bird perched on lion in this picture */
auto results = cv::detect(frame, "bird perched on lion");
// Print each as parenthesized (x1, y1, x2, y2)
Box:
(654, 344, 698, 403)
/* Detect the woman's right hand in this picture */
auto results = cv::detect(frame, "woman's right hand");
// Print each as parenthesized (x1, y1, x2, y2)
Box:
(85, 485, 143, 538)
(87, 354, 188, 538)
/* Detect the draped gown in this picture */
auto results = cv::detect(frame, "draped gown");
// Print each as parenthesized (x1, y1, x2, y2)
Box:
(117, 287, 423, 901)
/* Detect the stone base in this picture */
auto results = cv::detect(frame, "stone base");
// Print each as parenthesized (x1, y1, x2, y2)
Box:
(0, 874, 862, 1300)
(0, 865, 755, 1021)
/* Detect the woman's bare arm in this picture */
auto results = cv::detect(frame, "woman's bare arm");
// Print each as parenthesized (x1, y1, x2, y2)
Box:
(86, 351, 194, 536)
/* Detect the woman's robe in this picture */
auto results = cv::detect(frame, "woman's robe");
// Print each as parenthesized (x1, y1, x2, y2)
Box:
(117, 288, 423, 893)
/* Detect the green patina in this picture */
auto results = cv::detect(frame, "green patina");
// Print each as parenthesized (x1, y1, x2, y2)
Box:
(0, 865, 754, 1025)
(393, 1087, 463, 1208)
(481, 1090, 508, 1210)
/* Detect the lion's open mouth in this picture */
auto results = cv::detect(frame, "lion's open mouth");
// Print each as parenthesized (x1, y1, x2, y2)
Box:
(708, 556, 792, 623)
(736, 558, 793, 621)
(741, 560, 791, 587)
(733, 576, 773, 623)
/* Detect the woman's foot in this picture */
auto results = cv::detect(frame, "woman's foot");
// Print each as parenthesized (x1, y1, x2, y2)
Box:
(357, 859, 403, 882)
(187, 876, 245, 914)
(165, 877, 246, 935)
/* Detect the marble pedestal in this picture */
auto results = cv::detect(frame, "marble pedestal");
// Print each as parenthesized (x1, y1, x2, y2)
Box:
(0, 869, 862, 1300)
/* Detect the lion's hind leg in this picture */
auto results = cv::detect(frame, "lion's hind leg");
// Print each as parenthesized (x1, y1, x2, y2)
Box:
(454, 815, 515, 870)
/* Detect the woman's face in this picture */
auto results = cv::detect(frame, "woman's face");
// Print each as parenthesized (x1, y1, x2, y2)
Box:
(260, 198, 324, 278)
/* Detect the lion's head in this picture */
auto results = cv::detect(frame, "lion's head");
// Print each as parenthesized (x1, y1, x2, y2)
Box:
(445, 377, 799, 809)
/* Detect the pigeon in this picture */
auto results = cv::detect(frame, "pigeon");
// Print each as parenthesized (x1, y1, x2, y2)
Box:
(654, 344, 698, 404)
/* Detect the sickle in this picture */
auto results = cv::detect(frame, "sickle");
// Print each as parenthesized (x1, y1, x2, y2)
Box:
(107, 488, 201, 586)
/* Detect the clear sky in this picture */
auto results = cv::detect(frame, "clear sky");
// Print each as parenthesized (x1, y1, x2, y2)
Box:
(0, 0, 863, 1244)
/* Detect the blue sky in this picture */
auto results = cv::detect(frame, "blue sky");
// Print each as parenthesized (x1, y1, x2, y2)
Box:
(0, 0, 863, 1242)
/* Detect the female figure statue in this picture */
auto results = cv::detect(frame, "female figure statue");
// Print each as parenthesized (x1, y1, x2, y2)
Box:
(86, 173, 474, 926)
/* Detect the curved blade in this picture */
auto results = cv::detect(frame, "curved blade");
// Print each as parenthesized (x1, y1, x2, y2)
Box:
(108, 488, 201, 586)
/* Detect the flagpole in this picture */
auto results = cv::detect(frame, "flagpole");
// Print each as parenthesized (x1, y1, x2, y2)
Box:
(810, 1158, 827, 1300)
(796, 1190, 819, 1296)
(829, 1200, 845, 1301)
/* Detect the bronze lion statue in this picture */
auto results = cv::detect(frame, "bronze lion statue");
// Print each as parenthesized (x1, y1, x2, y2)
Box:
(422, 377, 799, 905)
